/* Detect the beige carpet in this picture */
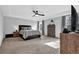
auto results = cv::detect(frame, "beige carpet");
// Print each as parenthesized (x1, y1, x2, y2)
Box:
(0, 36, 60, 54)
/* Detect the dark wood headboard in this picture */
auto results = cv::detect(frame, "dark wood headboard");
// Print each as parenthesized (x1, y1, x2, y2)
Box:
(19, 25, 31, 31)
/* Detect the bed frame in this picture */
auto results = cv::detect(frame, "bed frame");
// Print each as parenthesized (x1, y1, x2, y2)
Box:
(19, 25, 41, 40)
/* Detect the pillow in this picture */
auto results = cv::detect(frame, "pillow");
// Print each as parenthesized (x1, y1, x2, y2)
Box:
(27, 27, 31, 30)
(24, 27, 28, 30)
(21, 27, 24, 30)
(21, 27, 31, 30)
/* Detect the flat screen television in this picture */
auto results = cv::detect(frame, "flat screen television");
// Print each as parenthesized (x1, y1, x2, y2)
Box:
(71, 5, 78, 32)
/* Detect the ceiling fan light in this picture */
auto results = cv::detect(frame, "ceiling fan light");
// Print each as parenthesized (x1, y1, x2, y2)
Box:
(35, 15, 39, 16)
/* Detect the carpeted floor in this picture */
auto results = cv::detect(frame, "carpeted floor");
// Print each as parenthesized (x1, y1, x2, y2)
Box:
(0, 36, 60, 54)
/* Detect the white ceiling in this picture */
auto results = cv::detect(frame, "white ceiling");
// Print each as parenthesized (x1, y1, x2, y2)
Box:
(0, 5, 71, 21)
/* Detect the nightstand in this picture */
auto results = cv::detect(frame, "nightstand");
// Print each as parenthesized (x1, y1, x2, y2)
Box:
(13, 31, 19, 37)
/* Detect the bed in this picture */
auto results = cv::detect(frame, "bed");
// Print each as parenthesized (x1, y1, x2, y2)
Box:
(19, 25, 41, 40)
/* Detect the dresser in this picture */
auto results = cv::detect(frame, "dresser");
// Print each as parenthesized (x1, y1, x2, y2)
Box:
(60, 33, 79, 54)
(47, 24, 55, 37)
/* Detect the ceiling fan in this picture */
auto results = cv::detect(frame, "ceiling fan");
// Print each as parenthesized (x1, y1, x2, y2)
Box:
(32, 10, 45, 17)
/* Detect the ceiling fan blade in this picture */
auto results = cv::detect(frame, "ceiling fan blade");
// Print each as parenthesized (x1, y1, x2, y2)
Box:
(33, 10, 38, 14)
(32, 10, 36, 13)
(38, 14, 45, 16)
(41, 14, 45, 16)
(32, 10, 45, 17)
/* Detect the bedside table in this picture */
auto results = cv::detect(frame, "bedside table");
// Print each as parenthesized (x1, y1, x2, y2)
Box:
(13, 31, 19, 37)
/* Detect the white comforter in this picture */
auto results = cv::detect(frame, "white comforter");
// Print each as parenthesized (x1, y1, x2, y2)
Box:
(20, 30, 40, 39)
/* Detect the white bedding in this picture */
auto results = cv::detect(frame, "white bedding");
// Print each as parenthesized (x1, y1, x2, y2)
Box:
(20, 30, 40, 39)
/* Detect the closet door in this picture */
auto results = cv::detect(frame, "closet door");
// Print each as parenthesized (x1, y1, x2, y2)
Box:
(47, 24, 55, 37)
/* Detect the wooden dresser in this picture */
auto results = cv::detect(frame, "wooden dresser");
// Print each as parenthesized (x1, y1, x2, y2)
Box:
(47, 24, 55, 37)
(60, 33, 79, 54)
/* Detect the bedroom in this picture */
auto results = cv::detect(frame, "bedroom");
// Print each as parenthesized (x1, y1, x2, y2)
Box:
(0, 5, 71, 54)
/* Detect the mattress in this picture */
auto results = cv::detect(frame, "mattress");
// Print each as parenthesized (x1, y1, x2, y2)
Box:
(20, 30, 40, 39)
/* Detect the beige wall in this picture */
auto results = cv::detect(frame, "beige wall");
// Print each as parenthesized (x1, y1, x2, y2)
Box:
(4, 16, 37, 35)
